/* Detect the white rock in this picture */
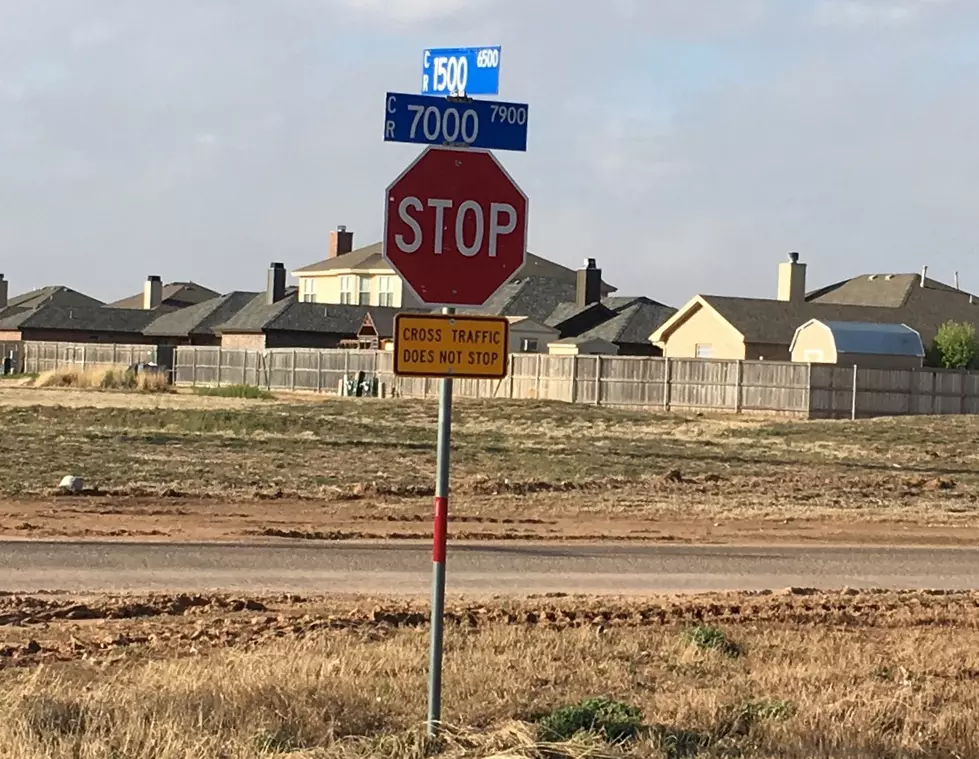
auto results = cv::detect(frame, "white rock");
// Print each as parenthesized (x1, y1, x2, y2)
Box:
(59, 475, 84, 494)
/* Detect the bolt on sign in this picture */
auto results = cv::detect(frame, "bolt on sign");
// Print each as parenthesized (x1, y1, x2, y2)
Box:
(394, 313, 509, 379)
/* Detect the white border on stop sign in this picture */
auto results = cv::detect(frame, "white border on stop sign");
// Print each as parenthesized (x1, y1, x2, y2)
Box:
(382, 145, 529, 309)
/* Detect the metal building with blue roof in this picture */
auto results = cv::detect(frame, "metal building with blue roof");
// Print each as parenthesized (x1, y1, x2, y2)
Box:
(790, 319, 925, 369)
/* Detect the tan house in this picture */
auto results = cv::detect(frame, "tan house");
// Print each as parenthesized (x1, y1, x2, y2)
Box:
(790, 319, 925, 369)
(651, 253, 979, 360)
(291, 227, 618, 309)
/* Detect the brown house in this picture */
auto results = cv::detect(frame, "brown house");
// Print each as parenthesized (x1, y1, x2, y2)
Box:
(651, 253, 979, 361)
(216, 263, 403, 350)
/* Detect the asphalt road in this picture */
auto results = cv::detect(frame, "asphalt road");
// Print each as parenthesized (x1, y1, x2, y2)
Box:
(1, 540, 978, 595)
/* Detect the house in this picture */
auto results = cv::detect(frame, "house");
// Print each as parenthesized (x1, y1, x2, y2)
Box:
(505, 317, 559, 354)
(0, 304, 159, 345)
(0, 275, 107, 342)
(216, 263, 402, 350)
(650, 253, 979, 360)
(790, 320, 925, 369)
(290, 226, 618, 308)
(143, 291, 260, 346)
(108, 277, 219, 312)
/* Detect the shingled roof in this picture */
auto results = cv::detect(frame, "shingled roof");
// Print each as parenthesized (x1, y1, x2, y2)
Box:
(5, 286, 102, 311)
(216, 297, 404, 337)
(109, 282, 219, 311)
(144, 292, 259, 337)
(575, 298, 677, 345)
(2, 305, 159, 334)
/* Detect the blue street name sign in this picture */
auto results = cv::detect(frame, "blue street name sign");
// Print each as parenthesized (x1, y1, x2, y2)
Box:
(384, 92, 528, 152)
(422, 46, 501, 97)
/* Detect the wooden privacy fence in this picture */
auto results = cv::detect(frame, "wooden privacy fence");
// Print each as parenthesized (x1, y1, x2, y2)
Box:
(0, 341, 22, 373)
(173, 347, 815, 415)
(21, 342, 159, 375)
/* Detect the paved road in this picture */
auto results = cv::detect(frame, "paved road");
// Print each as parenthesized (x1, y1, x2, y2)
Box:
(1, 540, 977, 595)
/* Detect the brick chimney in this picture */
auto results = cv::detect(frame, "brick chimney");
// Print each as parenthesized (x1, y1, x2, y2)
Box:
(143, 275, 163, 310)
(576, 258, 602, 308)
(777, 252, 806, 303)
(267, 262, 286, 305)
(328, 225, 354, 259)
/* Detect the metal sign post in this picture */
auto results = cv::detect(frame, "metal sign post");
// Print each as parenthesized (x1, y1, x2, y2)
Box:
(427, 305, 454, 735)
(382, 43, 528, 739)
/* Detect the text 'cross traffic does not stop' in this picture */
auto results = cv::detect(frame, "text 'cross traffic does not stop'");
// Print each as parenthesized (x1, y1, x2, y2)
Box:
(383, 146, 528, 307)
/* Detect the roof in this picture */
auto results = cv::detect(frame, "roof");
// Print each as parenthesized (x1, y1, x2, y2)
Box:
(3, 305, 158, 334)
(144, 291, 259, 337)
(576, 299, 677, 345)
(108, 282, 220, 310)
(6, 286, 103, 311)
(695, 295, 906, 345)
(806, 274, 960, 308)
(217, 297, 405, 336)
(292, 246, 617, 295)
(793, 320, 925, 357)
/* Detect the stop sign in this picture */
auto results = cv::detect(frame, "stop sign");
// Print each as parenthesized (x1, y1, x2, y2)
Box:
(383, 146, 528, 307)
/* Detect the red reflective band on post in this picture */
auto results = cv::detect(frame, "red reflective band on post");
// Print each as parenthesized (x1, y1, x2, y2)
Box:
(433, 496, 448, 563)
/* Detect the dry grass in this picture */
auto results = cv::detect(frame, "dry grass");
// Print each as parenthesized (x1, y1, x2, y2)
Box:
(33, 367, 171, 394)
(0, 388, 978, 538)
(1, 594, 978, 758)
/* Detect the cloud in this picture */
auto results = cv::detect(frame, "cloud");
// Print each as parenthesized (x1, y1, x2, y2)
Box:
(1, 0, 979, 305)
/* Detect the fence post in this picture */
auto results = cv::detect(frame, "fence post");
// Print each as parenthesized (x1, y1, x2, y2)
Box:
(569, 355, 578, 403)
(81, 345, 88, 372)
(192, 349, 198, 386)
(507, 354, 515, 399)
(961, 369, 968, 415)
(851, 364, 858, 420)
(595, 355, 602, 406)
(663, 357, 671, 410)
(735, 360, 743, 413)
(535, 354, 543, 399)
(316, 351, 323, 393)
(216, 349, 222, 387)
(291, 351, 297, 390)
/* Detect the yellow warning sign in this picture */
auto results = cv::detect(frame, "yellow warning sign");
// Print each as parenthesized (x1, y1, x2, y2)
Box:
(394, 313, 509, 379)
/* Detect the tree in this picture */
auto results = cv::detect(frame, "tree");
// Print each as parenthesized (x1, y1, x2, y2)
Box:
(932, 321, 979, 369)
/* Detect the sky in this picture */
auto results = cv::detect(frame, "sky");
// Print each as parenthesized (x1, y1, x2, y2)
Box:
(2, 0, 979, 304)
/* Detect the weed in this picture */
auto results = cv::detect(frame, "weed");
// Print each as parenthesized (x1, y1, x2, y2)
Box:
(193, 384, 274, 400)
(537, 697, 643, 743)
(684, 625, 743, 657)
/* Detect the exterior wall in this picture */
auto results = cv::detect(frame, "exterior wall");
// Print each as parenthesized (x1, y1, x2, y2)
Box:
(548, 338, 618, 356)
(839, 353, 923, 370)
(662, 305, 746, 360)
(508, 322, 559, 354)
(297, 271, 416, 307)
(0, 330, 22, 341)
(745, 342, 791, 361)
(264, 331, 344, 349)
(221, 333, 267, 351)
(790, 324, 838, 364)
(19, 329, 156, 345)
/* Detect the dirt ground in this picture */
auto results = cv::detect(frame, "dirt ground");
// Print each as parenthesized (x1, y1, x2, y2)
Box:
(2, 589, 979, 757)
(2, 386, 979, 546)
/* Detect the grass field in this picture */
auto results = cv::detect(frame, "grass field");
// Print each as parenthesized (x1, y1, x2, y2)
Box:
(1, 386, 978, 544)
(1, 589, 977, 758)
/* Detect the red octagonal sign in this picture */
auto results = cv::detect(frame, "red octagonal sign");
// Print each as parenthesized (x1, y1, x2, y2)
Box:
(383, 146, 528, 307)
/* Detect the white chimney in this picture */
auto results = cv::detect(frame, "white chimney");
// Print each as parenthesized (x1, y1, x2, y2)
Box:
(955, 271, 960, 290)
(920, 265, 928, 287)
(777, 251, 806, 303)
(143, 275, 163, 309)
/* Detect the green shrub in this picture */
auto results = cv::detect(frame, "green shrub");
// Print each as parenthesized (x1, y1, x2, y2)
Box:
(537, 697, 643, 744)
(932, 321, 979, 369)
(193, 384, 273, 400)
(684, 625, 743, 657)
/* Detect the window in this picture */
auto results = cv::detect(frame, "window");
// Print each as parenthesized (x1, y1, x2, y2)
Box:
(358, 276, 370, 306)
(694, 343, 713, 359)
(521, 338, 539, 353)
(378, 276, 395, 307)
(339, 276, 355, 304)
(301, 278, 316, 303)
